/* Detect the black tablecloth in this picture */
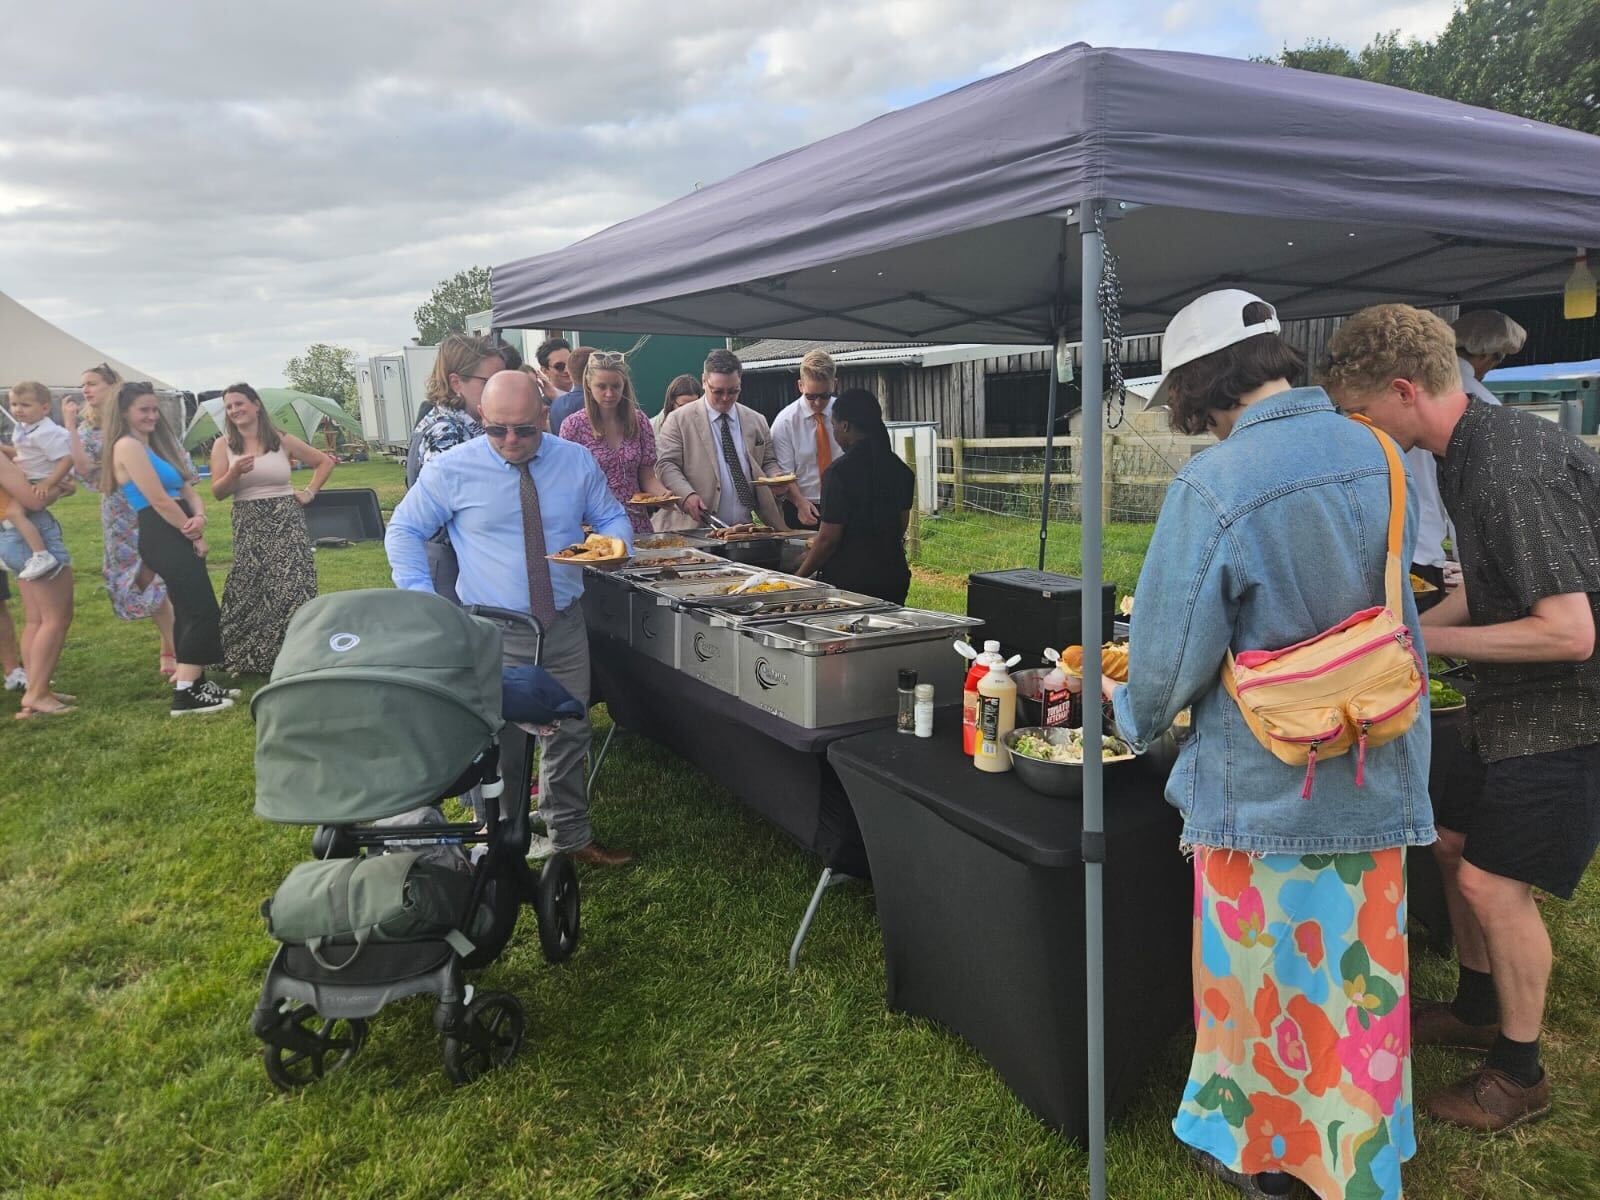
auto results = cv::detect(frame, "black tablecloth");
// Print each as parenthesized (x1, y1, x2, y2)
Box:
(828, 710, 1191, 1144)
(590, 633, 894, 875)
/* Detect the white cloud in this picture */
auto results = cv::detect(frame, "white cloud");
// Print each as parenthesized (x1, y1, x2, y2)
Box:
(1254, 0, 1457, 52)
(0, 0, 1458, 391)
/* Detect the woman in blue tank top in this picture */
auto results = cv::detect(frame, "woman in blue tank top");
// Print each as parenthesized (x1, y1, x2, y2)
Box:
(105, 382, 236, 715)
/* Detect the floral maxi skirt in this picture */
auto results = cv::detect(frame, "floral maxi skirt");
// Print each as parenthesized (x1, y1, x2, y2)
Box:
(221, 496, 317, 676)
(1173, 847, 1415, 1200)
(101, 491, 168, 620)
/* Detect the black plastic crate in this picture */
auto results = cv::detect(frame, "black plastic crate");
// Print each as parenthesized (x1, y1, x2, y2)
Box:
(965, 568, 1115, 661)
(302, 489, 384, 542)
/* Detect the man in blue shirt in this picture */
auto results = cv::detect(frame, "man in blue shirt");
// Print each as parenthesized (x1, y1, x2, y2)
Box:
(546, 345, 593, 439)
(387, 370, 635, 866)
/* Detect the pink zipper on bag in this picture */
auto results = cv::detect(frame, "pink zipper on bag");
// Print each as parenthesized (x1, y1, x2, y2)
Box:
(1234, 606, 1389, 668)
(1354, 677, 1426, 786)
(1235, 628, 1412, 694)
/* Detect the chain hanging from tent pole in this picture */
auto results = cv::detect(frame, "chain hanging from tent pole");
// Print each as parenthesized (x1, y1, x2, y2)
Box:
(1094, 205, 1127, 430)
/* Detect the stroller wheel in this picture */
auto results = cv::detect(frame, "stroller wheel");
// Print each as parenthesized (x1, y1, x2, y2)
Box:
(441, 991, 525, 1085)
(536, 853, 581, 964)
(263, 1006, 367, 1091)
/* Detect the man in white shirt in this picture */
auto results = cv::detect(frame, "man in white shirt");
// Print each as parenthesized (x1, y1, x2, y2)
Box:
(1405, 310, 1523, 597)
(770, 349, 844, 528)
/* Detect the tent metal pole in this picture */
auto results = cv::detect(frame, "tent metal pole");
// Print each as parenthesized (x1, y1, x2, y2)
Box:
(1037, 367, 1059, 570)
(1079, 209, 1108, 1200)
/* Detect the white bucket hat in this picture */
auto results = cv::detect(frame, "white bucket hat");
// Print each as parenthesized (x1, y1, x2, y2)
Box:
(1152, 289, 1281, 406)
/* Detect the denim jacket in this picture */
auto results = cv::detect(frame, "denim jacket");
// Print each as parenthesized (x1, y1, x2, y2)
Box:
(1111, 388, 1434, 853)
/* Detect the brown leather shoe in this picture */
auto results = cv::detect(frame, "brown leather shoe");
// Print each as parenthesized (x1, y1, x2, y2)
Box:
(1412, 1000, 1498, 1052)
(571, 842, 634, 867)
(1426, 1066, 1551, 1132)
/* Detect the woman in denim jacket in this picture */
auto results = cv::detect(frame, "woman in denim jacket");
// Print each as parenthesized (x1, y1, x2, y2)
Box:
(1105, 291, 1433, 1200)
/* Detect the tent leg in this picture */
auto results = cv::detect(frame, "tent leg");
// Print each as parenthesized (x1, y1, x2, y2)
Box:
(1037, 368, 1059, 570)
(1079, 211, 1108, 1200)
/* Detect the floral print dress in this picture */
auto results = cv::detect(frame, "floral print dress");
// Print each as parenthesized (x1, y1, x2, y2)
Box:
(558, 409, 657, 536)
(79, 425, 169, 620)
(1175, 847, 1414, 1200)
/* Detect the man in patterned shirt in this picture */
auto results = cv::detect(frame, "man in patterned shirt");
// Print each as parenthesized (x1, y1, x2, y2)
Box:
(1325, 304, 1600, 1133)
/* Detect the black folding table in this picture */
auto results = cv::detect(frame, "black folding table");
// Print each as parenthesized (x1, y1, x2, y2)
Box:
(587, 632, 887, 966)
(827, 710, 1191, 1144)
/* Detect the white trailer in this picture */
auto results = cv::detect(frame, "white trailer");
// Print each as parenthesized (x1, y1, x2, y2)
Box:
(361, 344, 439, 450)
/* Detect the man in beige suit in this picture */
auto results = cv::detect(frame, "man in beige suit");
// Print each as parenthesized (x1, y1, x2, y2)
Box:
(655, 348, 798, 531)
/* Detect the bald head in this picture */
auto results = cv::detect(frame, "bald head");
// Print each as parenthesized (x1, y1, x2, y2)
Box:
(480, 369, 546, 464)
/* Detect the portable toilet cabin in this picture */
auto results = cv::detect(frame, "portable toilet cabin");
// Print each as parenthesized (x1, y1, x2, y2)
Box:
(1484, 359, 1600, 435)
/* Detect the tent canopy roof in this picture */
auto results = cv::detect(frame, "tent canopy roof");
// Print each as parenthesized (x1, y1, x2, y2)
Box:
(492, 44, 1600, 345)
(1, 289, 173, 390)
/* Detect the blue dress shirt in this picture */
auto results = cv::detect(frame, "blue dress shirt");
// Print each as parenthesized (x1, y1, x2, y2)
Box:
(547, 388, 584, 440)
(386, 433, 632, 615)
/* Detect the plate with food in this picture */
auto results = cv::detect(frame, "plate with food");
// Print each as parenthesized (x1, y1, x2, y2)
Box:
(752, 473, 797, 486)
(1409, 572, 1439, 595)
(548, 533, 629, 566)
(1058, 643, 1130, 683)
(627, 491, 681, 508)
(1429, 677, 1466, 713)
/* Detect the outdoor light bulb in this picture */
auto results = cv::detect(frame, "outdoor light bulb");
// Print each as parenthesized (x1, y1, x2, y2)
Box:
(1564, 249, 1597, 320)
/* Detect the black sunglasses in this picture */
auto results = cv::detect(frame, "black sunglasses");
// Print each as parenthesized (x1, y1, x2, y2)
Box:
(484, 423, 540, 439)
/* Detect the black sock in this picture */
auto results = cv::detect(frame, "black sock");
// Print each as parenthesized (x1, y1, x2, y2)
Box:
(1486, 1033, 1543, 1087)
(1255, 1171, 1294, 1196)
(1451, 965, 1500, 1026)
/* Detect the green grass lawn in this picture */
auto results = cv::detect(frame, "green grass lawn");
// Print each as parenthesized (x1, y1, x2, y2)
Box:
(2, 463, 1597, 1198)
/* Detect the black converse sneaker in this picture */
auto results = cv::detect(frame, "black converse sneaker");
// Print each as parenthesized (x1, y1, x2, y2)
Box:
(171, 684, 234, 716)
(195, 678, 242, 702)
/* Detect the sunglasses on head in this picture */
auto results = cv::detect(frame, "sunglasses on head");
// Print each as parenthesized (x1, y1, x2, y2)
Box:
(484, 423, 540, 439)
(589, 351, 626, 366)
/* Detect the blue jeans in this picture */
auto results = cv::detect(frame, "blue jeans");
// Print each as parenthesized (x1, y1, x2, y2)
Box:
(0, 506, 70, 574)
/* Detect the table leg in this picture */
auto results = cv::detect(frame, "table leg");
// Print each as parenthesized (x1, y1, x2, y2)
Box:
(586, 722, 617, 801)
(788, 867, 853, 971)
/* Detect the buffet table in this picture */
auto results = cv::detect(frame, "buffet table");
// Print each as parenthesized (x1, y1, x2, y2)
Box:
(827, 709, 1191, 1145)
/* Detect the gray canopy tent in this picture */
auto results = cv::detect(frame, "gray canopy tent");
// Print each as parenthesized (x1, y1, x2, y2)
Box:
(492, 43, 1600, 1196)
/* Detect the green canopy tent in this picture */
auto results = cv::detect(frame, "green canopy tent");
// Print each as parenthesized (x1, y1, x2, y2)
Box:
(184, 388, 366, 450)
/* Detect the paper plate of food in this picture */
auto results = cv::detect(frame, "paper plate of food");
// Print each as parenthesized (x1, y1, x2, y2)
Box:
(1058, 642, 1131, 683)
(627, 491, 681, 508)
(1429, 677, 1466, 713)
(752, 473, 797, 486)
(548, 533, 630, 566)
(1409, 572, 1439, 595)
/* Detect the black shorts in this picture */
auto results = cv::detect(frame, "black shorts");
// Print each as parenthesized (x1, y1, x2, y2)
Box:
(1461, 744, 1600, 899)
(0, 568, 9, 601)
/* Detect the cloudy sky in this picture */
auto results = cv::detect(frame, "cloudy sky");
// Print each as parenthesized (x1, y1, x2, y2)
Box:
(0, 0, 1457, 391)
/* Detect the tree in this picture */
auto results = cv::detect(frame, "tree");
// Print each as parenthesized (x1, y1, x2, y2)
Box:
(414, 266, 493, 345)
(285, 343, 359, 417)
(1267, 0, 1599, 136)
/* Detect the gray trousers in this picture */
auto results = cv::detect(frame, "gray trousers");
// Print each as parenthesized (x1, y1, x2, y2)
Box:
(488, 605, 594, 852)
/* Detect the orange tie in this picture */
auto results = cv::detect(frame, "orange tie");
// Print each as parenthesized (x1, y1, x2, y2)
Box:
(814, 411, 832, 473)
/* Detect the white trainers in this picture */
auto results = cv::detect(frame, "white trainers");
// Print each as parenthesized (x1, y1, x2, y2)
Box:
(18, 550, 59, 581)
(3, 667, 26, 692)
(525, 833, 557, 861)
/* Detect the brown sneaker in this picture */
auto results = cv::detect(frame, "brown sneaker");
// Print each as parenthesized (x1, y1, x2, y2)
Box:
(1426, 1066, 1551, 1132)
(1412, 1000, 1498, 1052)
(571, 842, 634, 867)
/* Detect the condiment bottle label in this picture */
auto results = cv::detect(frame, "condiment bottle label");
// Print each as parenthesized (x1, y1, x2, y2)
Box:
(978, 695, 1001, 754)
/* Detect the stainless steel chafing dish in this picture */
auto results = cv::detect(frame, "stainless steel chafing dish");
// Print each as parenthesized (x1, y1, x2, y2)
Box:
(734, 607, 983, 727)
(634, 568, 833, 610)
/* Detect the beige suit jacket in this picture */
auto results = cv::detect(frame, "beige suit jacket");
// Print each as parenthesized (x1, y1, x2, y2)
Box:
(655, 398, 787, 531)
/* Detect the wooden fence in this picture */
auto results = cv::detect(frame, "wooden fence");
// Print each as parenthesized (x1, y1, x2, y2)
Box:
(936, 433, 1600, 525)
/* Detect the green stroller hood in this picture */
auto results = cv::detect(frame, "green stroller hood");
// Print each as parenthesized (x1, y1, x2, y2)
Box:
(252, 589, 505, 824)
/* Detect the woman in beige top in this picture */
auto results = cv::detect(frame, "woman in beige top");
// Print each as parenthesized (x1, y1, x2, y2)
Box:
(209, 383, 334, 674)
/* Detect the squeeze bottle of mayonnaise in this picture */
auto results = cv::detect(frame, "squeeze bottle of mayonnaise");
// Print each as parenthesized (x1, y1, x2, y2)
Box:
(975, 654, 1020, 773)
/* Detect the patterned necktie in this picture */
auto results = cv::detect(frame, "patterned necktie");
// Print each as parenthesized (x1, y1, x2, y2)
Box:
(813, 411, 833, 475)
(518, 461, 560, 625)
(718, 413, 758, 513)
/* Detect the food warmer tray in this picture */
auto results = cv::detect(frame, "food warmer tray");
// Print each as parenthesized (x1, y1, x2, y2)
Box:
(637, 570, 834, 610)
(743, 607, 982, 655)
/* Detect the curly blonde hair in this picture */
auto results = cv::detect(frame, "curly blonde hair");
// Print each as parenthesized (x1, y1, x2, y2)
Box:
(1319, 305, 1462, 400)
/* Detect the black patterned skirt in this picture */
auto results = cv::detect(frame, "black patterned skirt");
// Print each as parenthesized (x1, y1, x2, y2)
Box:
(222, 496, 317, 676)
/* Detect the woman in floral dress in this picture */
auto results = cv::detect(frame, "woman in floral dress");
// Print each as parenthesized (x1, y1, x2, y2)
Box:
(1104, 291, 1432, 1199)
(64, 364, 177, 678)
(557, 352, 665, 537)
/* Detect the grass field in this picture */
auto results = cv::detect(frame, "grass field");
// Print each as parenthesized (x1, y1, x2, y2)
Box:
(2, 461, 1597, 1198)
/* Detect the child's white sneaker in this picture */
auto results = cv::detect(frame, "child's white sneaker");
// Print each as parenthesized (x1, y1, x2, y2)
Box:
(18, 550, 59, 581)
(3, 667, 26, 692)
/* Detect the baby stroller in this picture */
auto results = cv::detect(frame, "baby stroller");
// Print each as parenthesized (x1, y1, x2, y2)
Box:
(249, 589, 582, 1089)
